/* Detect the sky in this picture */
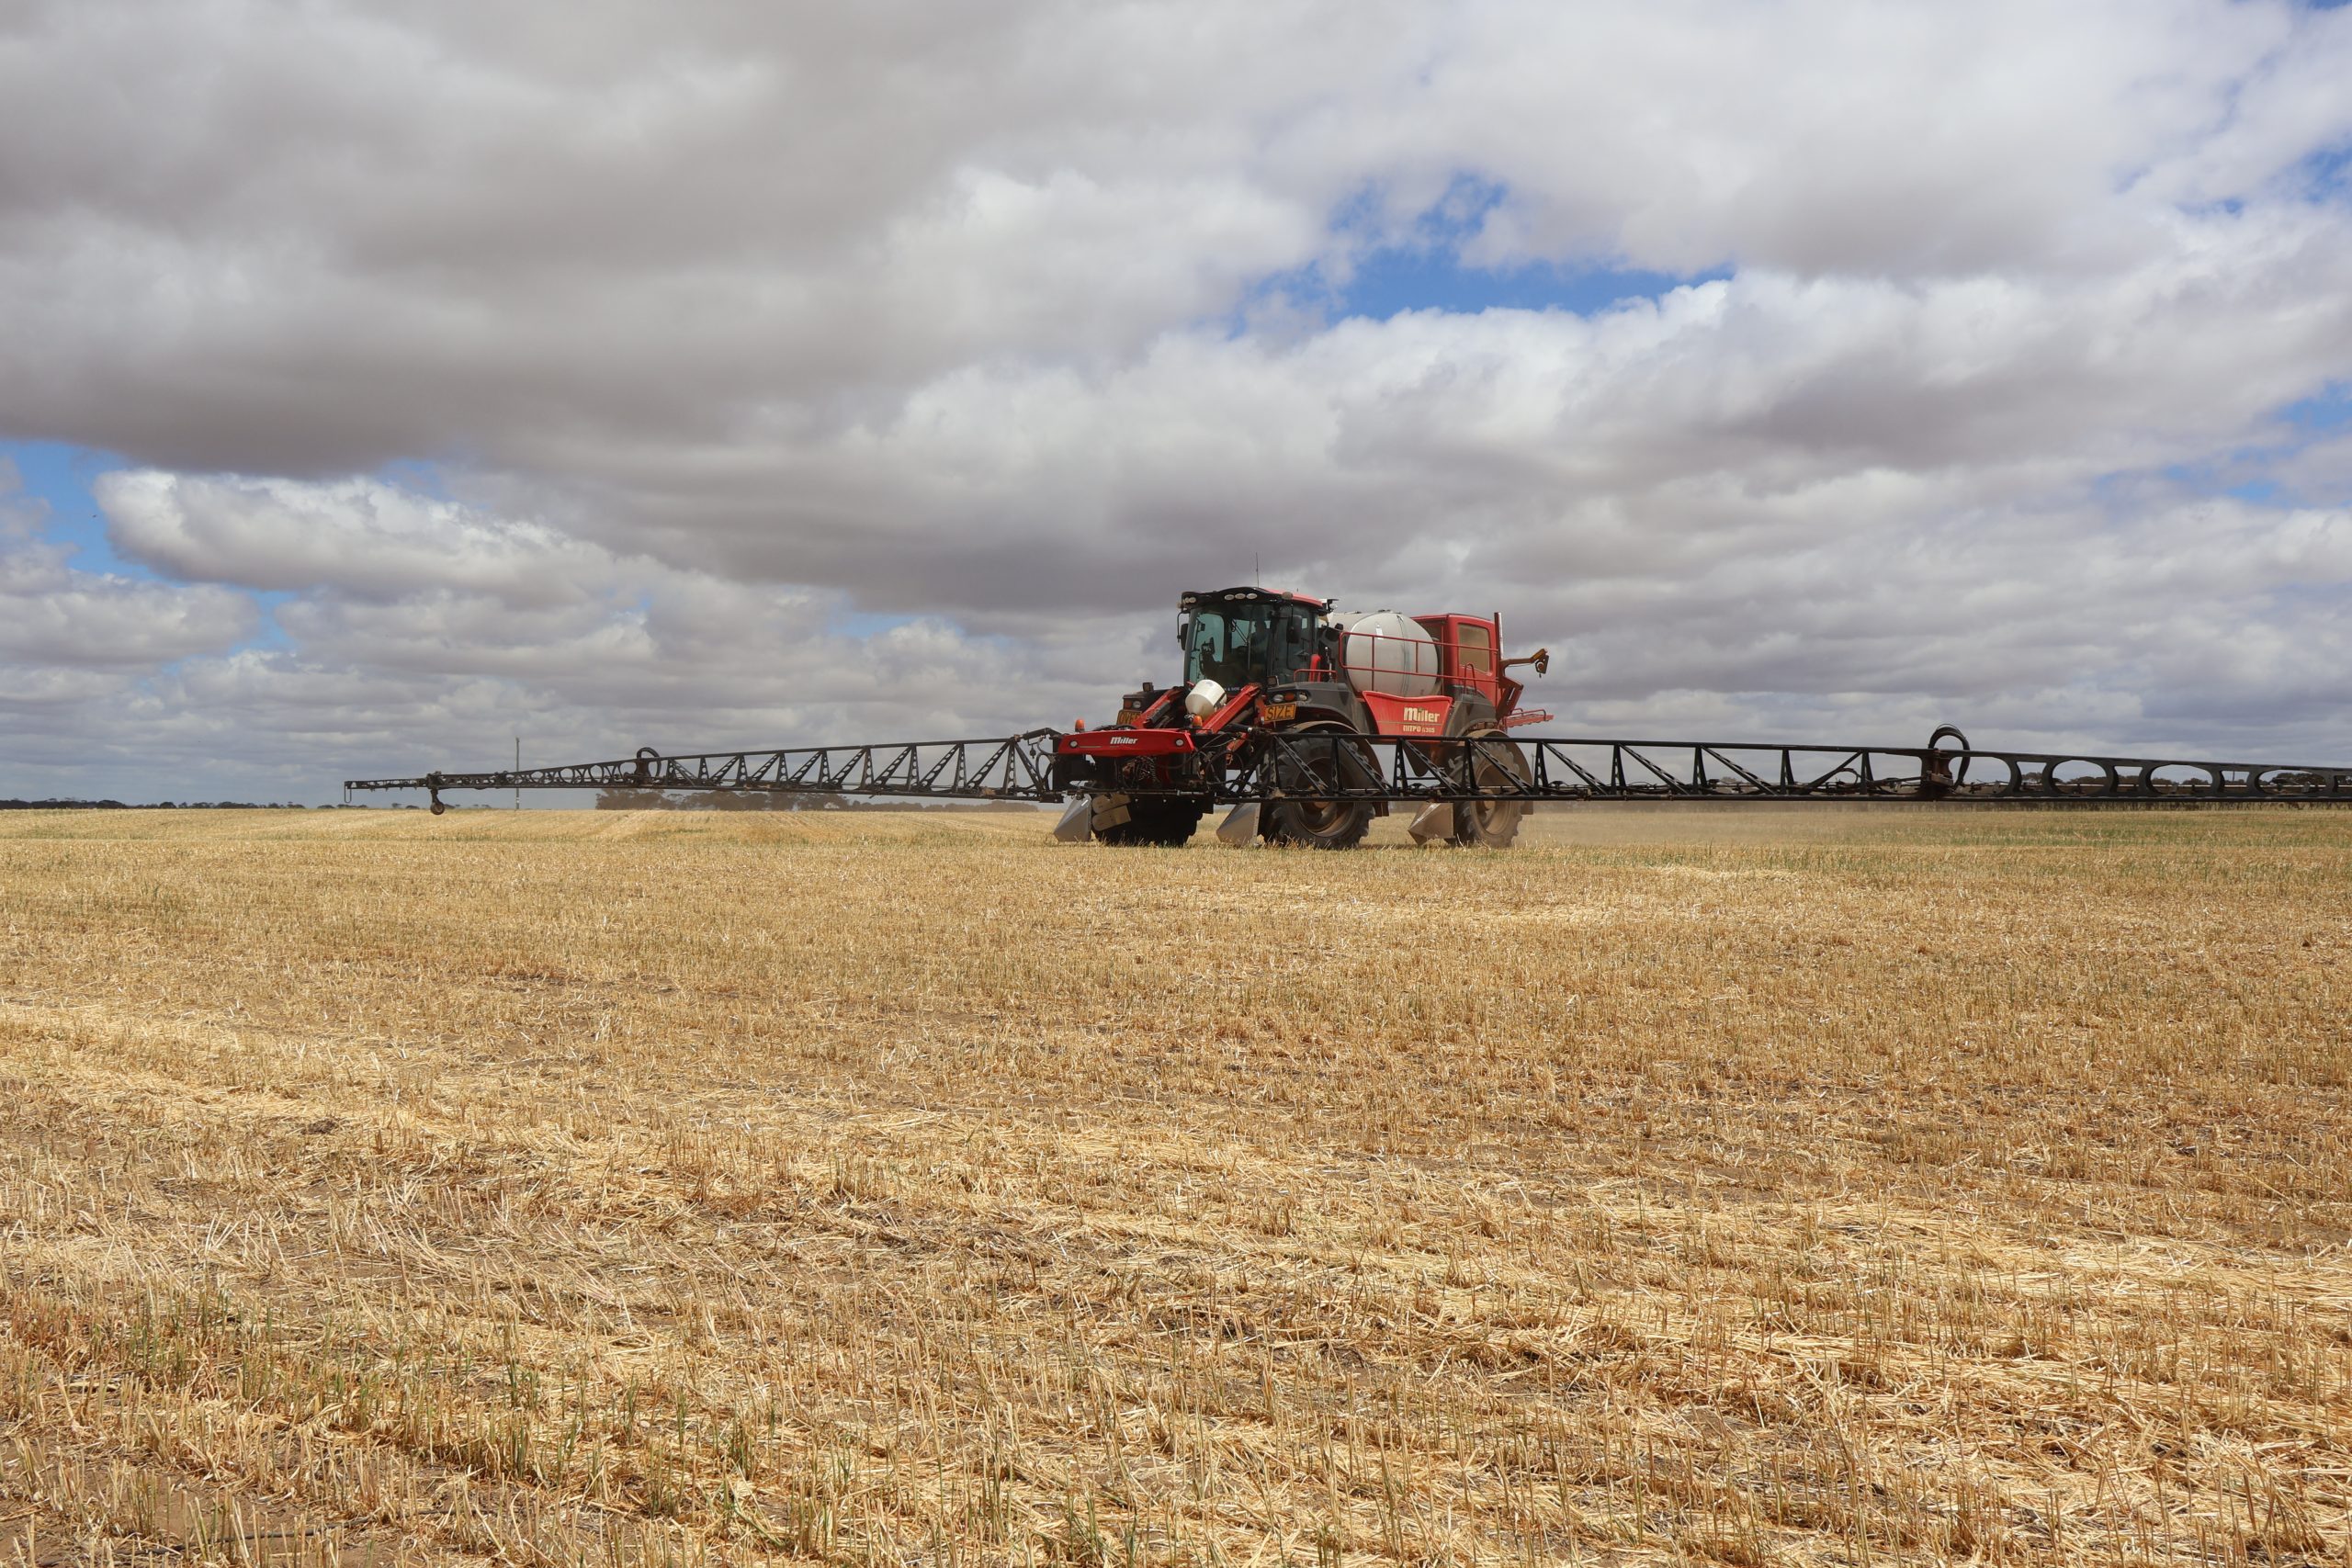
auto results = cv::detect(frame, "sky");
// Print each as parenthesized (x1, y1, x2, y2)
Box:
(5, 0, 2352, 802)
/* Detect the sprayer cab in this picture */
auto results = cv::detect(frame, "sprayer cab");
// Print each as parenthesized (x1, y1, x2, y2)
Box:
(1174, 587, 1332, 693)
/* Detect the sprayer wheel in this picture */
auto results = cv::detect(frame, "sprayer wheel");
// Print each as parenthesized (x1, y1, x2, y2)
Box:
(1263, 724, 1374, 850)
(1450, 731, 1528, 848)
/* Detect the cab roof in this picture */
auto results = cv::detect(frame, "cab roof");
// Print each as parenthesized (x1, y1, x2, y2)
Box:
(1177, 586, 1332, 613)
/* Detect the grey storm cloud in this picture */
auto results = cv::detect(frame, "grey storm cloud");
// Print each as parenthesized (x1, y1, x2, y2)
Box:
(3, 0, 2352, 798)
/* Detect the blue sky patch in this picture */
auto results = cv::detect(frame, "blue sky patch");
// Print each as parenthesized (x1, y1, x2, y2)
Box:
(2291, 145, 2351, 199)
(2144, 382, 2352, 508)
(1, 438, 150, 579)
(1334, 251, 1723, 321)
(1242, 175, 1727, 326)
(830, 608, 922, 638)
(375, 457, 458, 502)
(2279, 381, 2352, 434)
(245, 589, 298, 651)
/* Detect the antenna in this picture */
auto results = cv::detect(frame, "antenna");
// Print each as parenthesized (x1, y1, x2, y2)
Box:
(1255, 550, 1261, 585)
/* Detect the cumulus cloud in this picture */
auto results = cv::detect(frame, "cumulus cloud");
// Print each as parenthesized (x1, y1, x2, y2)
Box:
(0, 464, 260, 793)
(0, 468, 1127, 795)
(95, 471, 628, 605)
(2, 0, 2350, 798)
(0, 543, 252, 673)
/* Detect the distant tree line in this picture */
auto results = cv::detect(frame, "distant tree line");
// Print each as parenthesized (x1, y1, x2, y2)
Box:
(594, 788, 1034, 813)
(1, 798, 311, 810)
(595, 787, 842, 811)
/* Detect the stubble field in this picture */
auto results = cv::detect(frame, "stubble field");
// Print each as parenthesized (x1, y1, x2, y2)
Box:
(0, 806, 2346, 1566)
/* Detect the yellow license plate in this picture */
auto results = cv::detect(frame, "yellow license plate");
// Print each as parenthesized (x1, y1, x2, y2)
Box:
(1259, 701, 1298, 723)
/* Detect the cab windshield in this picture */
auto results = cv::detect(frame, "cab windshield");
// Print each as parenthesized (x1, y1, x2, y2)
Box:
(1182, 602, 1316, 690)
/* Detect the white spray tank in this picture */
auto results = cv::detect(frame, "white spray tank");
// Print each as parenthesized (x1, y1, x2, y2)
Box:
(1329, 610, 1442, 698)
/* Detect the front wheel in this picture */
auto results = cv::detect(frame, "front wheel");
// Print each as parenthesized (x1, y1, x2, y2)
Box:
(1450, 731, 1528, 848)
(1262, 725, 1374, 849)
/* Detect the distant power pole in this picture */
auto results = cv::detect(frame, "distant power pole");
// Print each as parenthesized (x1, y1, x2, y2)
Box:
(514, 735, 521, 810)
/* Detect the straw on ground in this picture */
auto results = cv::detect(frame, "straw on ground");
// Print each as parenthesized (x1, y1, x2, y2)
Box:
(0, 806, 2346, 1564)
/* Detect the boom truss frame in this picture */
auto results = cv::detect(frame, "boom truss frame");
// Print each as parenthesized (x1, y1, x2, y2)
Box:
(1230, 732, 2352, 804)
(345, 728, 2352, 812)
(346, 732, 1063, 811)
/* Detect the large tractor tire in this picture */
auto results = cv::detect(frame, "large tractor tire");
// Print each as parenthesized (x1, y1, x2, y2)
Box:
(1263, 723, 1375, 850)
(1096, 799, 1205, 846)
(1450, 730, 1529, 848)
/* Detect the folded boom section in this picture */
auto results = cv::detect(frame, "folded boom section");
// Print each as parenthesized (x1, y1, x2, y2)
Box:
(344, 731, 1065, 812)
(1238, 733, 2352, 802)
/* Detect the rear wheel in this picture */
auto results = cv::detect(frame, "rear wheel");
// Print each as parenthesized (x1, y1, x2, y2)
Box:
(1263, 724, 1374, 850)
(1096, 799, 1204, 845)
(1450, 730, 1528, 848)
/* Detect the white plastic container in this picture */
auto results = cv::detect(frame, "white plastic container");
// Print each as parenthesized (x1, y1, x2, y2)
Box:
(1184, 677, 1227, 718)
(1331, 610, 1442, 698)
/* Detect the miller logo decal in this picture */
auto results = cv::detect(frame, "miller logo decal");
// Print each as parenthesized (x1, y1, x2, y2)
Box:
(1403, 706, 1439, 724)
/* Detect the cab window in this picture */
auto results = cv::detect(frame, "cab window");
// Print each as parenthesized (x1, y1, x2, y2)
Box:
(1185, 604, 1314, 688)
(1182, 611, 1227, 684)
(1185, 608, 1261, 688)
(1456, 622, 1494, 674)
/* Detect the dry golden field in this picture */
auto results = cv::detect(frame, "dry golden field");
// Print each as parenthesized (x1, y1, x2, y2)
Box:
(1, 806, 2347, 1566)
